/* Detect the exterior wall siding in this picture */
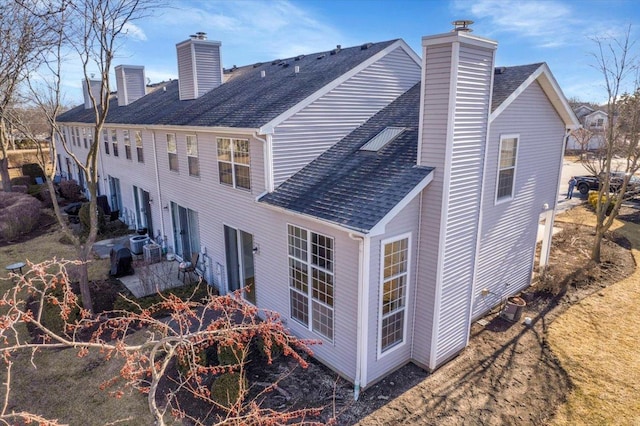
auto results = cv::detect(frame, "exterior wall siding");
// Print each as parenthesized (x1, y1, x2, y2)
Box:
(433, 44, 494, 366)
(271, 46, 421, 187)
(413, 42, 453, 368)
(366, 196, 421, 385)
(473, 81, 565, 319)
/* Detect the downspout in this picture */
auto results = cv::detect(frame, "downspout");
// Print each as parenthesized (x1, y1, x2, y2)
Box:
(409, 191, 424, 360)
(350, 232, 370, 400)
(150, 130, 165, 242)
(253, 131, 274, 193)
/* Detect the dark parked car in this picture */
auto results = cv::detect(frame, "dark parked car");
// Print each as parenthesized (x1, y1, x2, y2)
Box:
(574, 172, 640, 195)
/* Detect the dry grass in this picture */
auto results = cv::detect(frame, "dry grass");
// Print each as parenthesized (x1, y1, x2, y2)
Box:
(0, 217, 109, 293)
(0, 218, 153, 424)
(548, 211, 640, 425)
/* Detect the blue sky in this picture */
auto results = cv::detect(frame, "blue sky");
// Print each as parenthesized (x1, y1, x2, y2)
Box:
(62, 0, 640, 105)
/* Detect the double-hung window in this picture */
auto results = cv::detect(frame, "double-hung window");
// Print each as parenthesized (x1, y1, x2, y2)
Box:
(496, 135, 518, 202)
(217, 137, 250, 190)
(135, 130, 143, 163)
(186, 135, 199, 177)
(87, 127, 93, 147)
(103, 129, 110, 155)
(379, 235, 410, 354)
(167, 133, 178, 171)
(287, 225, 334, 341)
(70, 127, 76, 146)
(123, 130, 131, 160)
(111, 129, 119, 157)
(75, 128, 80, 147)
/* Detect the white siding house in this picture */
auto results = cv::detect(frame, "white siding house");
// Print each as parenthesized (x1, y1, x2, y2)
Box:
(56, 25, 579, 397)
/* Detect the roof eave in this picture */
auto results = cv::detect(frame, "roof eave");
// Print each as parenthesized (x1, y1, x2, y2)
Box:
(367, 169, 434, 237)
(490, 63, 580, 129)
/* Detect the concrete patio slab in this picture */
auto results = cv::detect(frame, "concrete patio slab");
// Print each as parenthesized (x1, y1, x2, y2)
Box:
(118, 259, 195, 298)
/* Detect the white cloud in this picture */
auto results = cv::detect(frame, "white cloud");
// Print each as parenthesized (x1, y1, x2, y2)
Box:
(122, 22, 147, 41)
(454, 0, 579, 48)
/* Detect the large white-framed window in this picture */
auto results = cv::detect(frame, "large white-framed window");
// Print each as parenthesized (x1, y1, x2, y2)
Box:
(186, 135, 199, 177)
(82, 128, 88, 148)
(496, 134, 518, 202)
(111, 129, 119, 157)
(75, 127, 81, 147)
(217, 137, 250, 190)
(167, 133, 178, 171)
(287, 224, 334, 341)
(102, 129, 110, 155)
(378, 234, 410, 356)
(70, 127, 76, 146)
(135, 130, 143, 163)
(123, 129, 131, 160)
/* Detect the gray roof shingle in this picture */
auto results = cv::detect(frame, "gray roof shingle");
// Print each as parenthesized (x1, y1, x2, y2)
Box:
(260, 63, 544, 232)
(260, 83, 433, 232)
(57, 40, 398, 128)
(491, 63, 543, 112)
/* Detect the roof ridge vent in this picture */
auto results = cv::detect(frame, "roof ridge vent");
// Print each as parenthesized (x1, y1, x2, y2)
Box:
(330, 45, 342, 55)
(495, 66, 507, 74)
(360, 42, 373, 50)
(294, 55, 305, 61)
(451, 20, 473, 33)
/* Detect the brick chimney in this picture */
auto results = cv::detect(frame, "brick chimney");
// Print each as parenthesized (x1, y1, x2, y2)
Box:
(176, 32, 223, 100)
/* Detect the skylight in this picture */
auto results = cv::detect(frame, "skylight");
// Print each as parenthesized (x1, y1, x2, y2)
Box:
(360, 127, 405, 152)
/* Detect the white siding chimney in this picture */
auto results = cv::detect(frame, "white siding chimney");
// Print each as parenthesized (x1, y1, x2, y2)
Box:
(115, 65, 146, 106)
(176, 33, 223, 100)
(82, 79, 102, 110)
(414, 28, 497, 369)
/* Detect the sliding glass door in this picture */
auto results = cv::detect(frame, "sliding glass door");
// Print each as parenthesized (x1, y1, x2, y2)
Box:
(224, 225, 255, 304)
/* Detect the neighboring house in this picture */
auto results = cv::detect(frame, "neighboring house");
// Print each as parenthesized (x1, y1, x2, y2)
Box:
(56, 25, 579, 396)
(566, 104, 608, 151)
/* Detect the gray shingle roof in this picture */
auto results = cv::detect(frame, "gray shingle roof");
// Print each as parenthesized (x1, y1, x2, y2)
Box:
(261, 63, 543, 232)
(260, 83, 433, 232)
(57, 40, 398, 128)
(491, 63, 543, 112)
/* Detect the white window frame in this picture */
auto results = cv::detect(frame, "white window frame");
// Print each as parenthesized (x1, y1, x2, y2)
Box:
(287, 224, 334, 342)
(102, 129, 110, 155)
(217, 137, 251, 190)
(186, 134, 199, 177)
(123, 129, 131, 160)
(167, 133, 178, 172)
(377, 233, 411, 358)
(111, 129, 119, 157)
(135, 130, 143, 163)
(75, 127, 80, 147)
(495, 134, 519, 204)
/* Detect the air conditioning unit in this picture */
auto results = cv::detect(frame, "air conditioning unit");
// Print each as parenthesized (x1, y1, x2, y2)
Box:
(144, 243, 162, 264)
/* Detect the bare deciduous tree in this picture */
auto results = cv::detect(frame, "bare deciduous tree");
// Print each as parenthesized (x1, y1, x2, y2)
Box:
(585, 26, 640, 262)
(0, 0, 57, 191)
(0, 260, 324, 425)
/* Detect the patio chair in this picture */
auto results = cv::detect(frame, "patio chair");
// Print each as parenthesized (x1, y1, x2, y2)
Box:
(178, 252, 199, 283)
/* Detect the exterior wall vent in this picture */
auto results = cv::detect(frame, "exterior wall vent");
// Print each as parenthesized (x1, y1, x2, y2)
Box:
(82, 79, 102, 109)
(176, 33, 223, 100)
(115, 65, 146, 106)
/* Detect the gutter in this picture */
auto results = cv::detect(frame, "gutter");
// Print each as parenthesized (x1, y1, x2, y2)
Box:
(150, 129, 165, 244)
(252, 131, 274, 193)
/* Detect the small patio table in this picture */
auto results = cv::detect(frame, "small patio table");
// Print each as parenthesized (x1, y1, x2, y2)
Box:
(5, 261, 26, 275)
